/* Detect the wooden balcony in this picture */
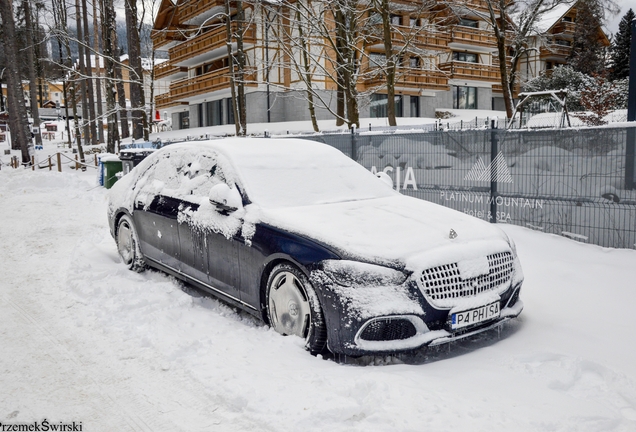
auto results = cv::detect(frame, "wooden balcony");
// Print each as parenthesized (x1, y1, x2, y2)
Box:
(151, 29, 187, 51)
(169, 67, 257, 101)
(540, 44, 571, 58)
(450, 26, 496, 47)
(551, 21, 576, 35)
(169, 23, 256, 67)
(180, 0, 224, 25)
(438, 61, 500, 81)
(381, 26, 449, 50)
(155, 92, 188, 110)
(362, 68, 449, 91)
(154, 62, 188, 80)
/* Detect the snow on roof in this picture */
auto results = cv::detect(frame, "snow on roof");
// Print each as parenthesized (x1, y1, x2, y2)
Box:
(531, 1, 576, 34)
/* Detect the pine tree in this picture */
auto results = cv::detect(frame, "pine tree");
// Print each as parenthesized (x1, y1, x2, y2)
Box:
(609, 8, 634, 81)
(568, 0, 606, 75)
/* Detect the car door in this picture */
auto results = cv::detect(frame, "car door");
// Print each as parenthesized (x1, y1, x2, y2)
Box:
(132, 152, 182, 270)
(175, 152, 242, 303)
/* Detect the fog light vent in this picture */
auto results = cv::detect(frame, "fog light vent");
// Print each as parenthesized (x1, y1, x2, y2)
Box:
(359, 318, 417, 341)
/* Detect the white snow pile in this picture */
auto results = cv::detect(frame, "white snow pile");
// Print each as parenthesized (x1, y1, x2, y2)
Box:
(1, 167, 636, 432)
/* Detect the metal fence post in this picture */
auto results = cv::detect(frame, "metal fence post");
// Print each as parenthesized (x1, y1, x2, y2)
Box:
(490, 120, 498, 223)
(350, 126, 357, 161)
(625, 18, 636, 189)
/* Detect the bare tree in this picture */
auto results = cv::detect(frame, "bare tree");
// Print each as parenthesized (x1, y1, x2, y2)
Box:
(100, 0, 119, 152)
(22, 0, 43, 149)
(479, 0, 617, 119)
(80, 0, 98, 146)
(225, 0, 248, 136)
(51, 0, 82, 149)
(93, 0, 105, 144)
(124, 0, 148, 140)
(263, 0, 372, 129)
(0, 0, 31, 163)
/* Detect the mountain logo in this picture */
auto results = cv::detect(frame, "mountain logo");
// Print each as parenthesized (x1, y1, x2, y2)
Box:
(464, 153, 513, 183)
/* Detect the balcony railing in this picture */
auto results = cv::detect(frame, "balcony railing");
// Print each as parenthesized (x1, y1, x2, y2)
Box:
(540, 44, 571, 57)
(169, 23, 256, 66)
(362, 68, 449, 91)
(551, 22, 576, 35)
(154, 62, 188, 80)
(180, 0, 224, 24)
(438, 61, 500, 81)
(169, 66, 257, 100)
(450, 26, 496, 46)
(155, 92, 187, 110)
(151, 29, 186, 51)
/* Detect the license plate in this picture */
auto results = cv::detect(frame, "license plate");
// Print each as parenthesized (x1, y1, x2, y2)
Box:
(451, 302, 500, 330)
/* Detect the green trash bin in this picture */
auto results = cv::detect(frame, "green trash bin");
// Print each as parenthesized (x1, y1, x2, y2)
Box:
(101, 155, 123, 189)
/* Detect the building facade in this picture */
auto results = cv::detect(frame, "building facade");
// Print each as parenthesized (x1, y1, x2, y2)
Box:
(151, 0, 606, 130)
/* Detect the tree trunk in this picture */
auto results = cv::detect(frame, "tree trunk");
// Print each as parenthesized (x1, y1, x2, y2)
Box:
(73, 0, 87, 162)
(75, 0, 90, 150)
(225, 0, 241, 136)
(235, 0, 247, 136)
(334, 7, 346, 126)
(100, 0, 119, 152)
(93, 0, 105, 144)
(296, 8, 319, 132)
(379, 0, 396, 126)
(125, 0, 148, 140)
(82, 0, 98, 147)
(0, 0, 31, 163)
(23, 0, 43, 149)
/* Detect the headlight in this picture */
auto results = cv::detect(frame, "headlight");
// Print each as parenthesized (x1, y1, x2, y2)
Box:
(319, 260, 408, 287)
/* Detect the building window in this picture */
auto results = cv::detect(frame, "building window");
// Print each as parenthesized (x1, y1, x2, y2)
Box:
(179, 111, 189, 129)
(453, 86, 477, 109)
(409, 56, 420, 68)
(410, 96, 419, 117)
(453, 52, 478, 63)
(206, 100, 222, 126)
(226, 98, 234, 125)
(459, 18, 479, 28)
(370, 94, 402, 118)
(409, 18, 418, 27)
(390, 14, 401, 26)
(562, 16, 573, 22)
(369, 52, 386, 68)
(554, 39, 571, 47)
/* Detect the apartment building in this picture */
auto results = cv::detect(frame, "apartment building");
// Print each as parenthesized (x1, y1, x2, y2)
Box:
(151, 0, 528, 130)
(517, 1, 610, 83)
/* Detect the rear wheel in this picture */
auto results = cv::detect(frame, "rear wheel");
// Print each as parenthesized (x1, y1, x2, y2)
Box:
(116, 215, 146, 272)
(266, 263, 327, 355)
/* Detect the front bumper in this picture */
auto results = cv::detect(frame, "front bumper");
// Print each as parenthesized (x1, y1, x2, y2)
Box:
(315, 271, 523, 356)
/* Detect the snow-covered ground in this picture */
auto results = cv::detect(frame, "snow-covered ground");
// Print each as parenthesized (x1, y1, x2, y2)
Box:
(1, 167, 636, 431)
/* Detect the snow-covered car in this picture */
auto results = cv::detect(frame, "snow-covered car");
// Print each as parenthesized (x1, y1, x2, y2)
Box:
(107, 138, 524, 356)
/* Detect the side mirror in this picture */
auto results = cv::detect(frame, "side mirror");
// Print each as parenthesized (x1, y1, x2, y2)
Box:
(376, 171, 393, 189)
(209, 183, 243, 213)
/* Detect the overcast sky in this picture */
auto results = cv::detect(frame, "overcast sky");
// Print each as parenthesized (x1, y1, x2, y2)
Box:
(606, 1, 636, 35)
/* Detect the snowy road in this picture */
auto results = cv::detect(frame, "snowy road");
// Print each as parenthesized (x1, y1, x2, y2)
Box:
(1, 168, 635, 432)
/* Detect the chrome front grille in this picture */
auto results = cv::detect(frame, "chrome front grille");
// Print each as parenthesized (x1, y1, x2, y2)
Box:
(420, 252, 513, 303)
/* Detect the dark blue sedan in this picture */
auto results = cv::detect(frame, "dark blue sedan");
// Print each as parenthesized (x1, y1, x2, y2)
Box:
(107, 138, 523, 356)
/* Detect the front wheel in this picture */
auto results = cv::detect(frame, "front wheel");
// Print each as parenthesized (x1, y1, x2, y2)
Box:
(266, 263, 327, 355)
(116, 214, 146, 272)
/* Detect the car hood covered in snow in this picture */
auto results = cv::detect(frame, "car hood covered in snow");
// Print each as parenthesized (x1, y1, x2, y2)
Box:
(259, 195, 512, 271)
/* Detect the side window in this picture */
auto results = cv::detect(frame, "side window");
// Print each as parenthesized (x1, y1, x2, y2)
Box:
(178, 153, 225, 199)
(135, 149, 238, 204)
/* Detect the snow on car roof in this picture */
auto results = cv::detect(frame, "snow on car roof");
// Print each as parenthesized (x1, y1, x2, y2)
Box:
(170, 138, 398, 208)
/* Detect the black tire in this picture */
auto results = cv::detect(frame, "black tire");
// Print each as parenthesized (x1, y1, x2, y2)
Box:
(116, 214, 146, 272)
(266, 263, 328, 355)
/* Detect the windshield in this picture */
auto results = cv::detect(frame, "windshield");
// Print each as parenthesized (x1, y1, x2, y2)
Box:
(224, 139, 397, 208)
